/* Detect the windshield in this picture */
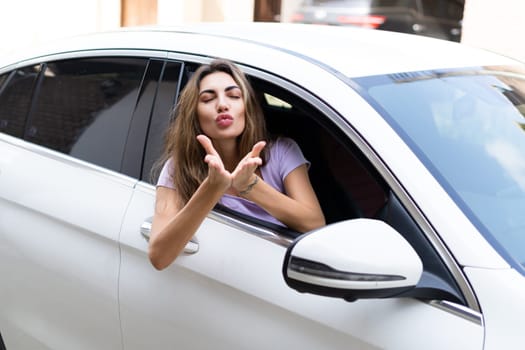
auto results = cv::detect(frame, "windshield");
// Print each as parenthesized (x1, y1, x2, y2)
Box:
(355, 65, 525, 274)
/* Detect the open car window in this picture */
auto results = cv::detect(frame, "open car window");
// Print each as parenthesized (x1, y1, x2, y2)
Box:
(254, 78, 388, 224)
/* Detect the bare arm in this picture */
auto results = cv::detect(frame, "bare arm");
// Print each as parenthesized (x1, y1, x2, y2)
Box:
(148, 179, 225, 270)
(238, 164, 325, 233)
(148, 135, 234, 270)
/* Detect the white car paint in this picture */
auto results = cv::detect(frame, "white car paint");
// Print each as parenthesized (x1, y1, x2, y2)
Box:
(0, 135, 134, 349)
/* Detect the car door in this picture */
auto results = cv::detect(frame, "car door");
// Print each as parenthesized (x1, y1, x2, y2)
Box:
(118, 60, 484, 350)
(0, 56, 151, 349)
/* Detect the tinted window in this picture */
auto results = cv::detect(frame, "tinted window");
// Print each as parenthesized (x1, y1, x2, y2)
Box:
(143, 61, 184, 182)
(25, 57, 148, 172)
(0, 65, 41, 138)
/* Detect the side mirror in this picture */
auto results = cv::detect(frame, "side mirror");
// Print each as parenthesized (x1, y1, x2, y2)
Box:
(282, 219, 423, 301)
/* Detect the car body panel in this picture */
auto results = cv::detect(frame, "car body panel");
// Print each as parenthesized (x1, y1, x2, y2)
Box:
(464, 267, 525, 347)
(118, 183, 483, 350)
(0, 134, 135, 349)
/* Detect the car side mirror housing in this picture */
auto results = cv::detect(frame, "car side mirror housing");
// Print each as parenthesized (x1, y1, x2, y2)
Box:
(282, 219, 423, 302)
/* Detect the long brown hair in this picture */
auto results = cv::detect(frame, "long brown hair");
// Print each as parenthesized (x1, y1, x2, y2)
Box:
(158, 59, 268, 204)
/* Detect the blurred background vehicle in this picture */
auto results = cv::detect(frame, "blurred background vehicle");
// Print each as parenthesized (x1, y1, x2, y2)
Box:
(290, 0, 464, 41)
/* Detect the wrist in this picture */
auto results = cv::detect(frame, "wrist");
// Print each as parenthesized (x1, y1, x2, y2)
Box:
(203, 176, 230, 194)
(239, 175, 258, 197)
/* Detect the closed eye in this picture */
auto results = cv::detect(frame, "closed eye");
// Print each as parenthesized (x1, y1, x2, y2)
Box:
(199, 93, 215, 103)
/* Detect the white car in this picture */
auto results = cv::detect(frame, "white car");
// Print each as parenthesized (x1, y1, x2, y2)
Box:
(1, 23, 524, 350)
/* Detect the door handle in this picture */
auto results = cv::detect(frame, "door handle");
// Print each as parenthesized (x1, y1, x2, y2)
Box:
(140, 217, 199, 254)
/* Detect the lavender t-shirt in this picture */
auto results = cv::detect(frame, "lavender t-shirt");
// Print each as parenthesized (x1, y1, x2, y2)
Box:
(156, 137, 309, 227)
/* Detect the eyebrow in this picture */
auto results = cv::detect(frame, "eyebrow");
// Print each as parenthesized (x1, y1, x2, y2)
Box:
(199, 85, 241, 96)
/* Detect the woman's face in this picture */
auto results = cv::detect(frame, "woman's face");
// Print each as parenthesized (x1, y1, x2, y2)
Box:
(197, 71, 246, 141)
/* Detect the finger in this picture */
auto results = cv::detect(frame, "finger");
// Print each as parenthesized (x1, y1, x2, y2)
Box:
(205, 153, 230, 174)
(236, 141, 265, 173)
(240, 141, 266, 162)
(244, 157, 263, 167)
(250, 141, 266, 158)
(197, 134, 219, 156)
(204, 154, 216, 165)
(231, 157, 262, 180)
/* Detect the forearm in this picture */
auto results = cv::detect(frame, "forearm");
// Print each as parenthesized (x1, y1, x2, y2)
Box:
(149, 179, 224, 270)
(241, 178, 325, 232)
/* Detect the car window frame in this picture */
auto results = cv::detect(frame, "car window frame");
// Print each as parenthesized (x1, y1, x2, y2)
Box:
(140, 59, 186, 183)
(121, 58, 176, 179)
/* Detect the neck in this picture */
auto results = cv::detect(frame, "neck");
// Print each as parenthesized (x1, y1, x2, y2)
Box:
(213, 138, 240, 172)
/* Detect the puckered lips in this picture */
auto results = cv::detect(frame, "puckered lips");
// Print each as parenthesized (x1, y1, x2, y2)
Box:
(215, 113, 234, 128)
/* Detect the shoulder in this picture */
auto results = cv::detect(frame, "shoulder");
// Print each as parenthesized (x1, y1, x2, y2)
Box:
(156, 157, 176, 189)
(268, 136, 304, 161)
(268, 136, 301, 154)
(265, 136, 309, 177)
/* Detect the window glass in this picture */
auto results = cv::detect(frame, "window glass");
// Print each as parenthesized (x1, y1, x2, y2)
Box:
(143, 61, 183, 183)
(356, 65, 525, 275)
(26, 57, 148, 172)
(0, 65, 41, 138)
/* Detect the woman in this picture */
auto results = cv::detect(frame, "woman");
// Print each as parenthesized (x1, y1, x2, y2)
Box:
(148, 59, 325, 270)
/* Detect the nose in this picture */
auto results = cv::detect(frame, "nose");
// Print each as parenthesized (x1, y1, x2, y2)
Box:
(217, 94, 229, 112)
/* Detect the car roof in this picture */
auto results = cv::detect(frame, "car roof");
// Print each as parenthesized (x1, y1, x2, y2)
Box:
(0, 22, 517, 78)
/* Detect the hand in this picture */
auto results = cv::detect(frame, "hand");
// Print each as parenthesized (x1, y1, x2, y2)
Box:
(231, 141, 266, 193)
(197, 134, 266, 195)
(196, 135, 232, 191)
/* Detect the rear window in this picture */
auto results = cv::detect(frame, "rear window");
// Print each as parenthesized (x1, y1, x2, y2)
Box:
(25, 57, 148, 172)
